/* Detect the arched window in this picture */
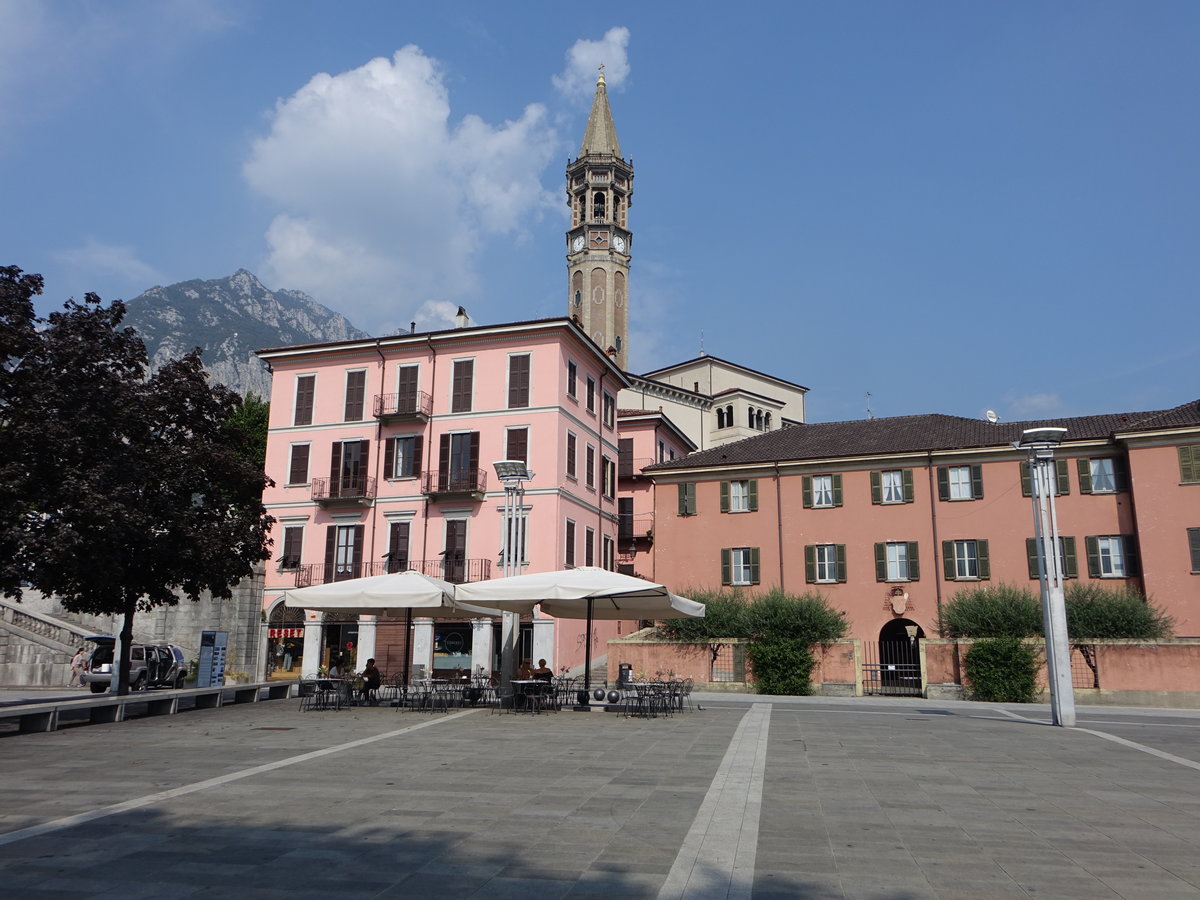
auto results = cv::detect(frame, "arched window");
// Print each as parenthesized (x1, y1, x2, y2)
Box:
(756, 410, 764, 431)
(716, 408, 725, 429)
(572, 270, 583, 307)
(593, 192, 606, 221)
(748, 407, 755, 428)
(726, 405, 733, 425)
(764, 413, 772, 431)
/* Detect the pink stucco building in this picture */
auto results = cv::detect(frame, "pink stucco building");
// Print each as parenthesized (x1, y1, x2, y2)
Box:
(257, 315, 636, 678)
(647, 401, 1200, 653)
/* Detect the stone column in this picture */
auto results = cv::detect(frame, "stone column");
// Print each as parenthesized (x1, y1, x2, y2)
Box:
(301, 616, 323, 677)
(470, 618, 495, 678)
(356, 616, 377, 670)
(532, 613, 556, 673)
(412, 617, 434, 680)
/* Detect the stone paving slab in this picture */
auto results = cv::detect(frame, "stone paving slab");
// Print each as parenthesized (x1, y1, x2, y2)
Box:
(4, 694, 1200, 897)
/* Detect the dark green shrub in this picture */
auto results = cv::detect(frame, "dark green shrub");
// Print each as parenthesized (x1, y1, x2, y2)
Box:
(743, 590, 849, 644)
(746, 637, 816, 695)
(1065, 583, 1174, 639)
(655, 590, 749, 641)
(964, 637, 1038, 703)
(938, 584, 1042, 639)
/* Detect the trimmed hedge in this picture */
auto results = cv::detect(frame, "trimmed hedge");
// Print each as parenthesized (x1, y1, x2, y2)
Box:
(964, 637, 1038, 703)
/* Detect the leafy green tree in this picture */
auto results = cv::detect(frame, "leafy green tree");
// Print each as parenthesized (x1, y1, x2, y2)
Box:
(0, 268, 274, 693)
(963, 637, 1038, 703)
(223, 391, 270, 474)
(936, 584, 1043, 639)
(1065, 583, 1173, 640)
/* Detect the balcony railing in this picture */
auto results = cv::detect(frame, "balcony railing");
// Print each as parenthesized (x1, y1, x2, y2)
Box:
(618, 455, 655, 479)
(618, 512, 655, 543)
(374, 390, 432, 422)
(422, 468, 488, 500)
(292, 557, 492, 589)
(311, 475, 376, 505)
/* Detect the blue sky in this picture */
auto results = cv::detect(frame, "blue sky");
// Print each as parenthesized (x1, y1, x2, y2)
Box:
(3, 1, 1197, 424)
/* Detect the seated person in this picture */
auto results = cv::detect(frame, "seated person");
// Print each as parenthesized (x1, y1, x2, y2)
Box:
(327, 660, 341, 678)
(531, 658, 554, 682)
(359, 658, 382, 702)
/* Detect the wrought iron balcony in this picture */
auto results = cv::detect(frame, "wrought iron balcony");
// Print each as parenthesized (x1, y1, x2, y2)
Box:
(290, 557, 492, 590)
(374, 390, 432, 423)
(310, 475, 376, 506)
(618, 512, 655, 543)
(421, 468, 487, 501)
(618, 455, 655, 479)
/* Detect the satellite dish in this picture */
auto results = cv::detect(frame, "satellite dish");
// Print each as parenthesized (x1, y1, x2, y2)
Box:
(985, 409, 1000, 424)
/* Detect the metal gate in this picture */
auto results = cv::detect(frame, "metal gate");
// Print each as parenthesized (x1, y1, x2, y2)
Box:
(862, 640, 923, 696)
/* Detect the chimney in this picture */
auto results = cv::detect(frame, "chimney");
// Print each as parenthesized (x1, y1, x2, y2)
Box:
(455, 306, 470, 329)
(410, 321, 416, 334)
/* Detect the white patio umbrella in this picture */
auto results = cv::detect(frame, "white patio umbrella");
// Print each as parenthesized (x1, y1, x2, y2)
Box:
(283, 569, 502, 618)
(456, 567, 704, 702)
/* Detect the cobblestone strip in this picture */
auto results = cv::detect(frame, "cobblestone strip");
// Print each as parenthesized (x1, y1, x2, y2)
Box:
(658, 702, 771, 900)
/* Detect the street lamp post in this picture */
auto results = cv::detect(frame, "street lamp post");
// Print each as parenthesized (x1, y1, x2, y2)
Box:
(1016, 427, 1076, 727)
(494, 461, 532, 696)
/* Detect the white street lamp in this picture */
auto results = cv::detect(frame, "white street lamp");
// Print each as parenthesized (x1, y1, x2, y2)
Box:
(1015, 427, 1075, 727)
(494, 461, 532, 694)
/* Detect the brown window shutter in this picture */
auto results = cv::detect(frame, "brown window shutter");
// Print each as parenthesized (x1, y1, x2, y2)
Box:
(289, 445, 310, 485)
(294, 375, 315, 426)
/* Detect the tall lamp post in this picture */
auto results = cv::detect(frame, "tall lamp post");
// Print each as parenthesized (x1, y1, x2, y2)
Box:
(494, 460, 532, 694)
(1015, 427, 1076, 727)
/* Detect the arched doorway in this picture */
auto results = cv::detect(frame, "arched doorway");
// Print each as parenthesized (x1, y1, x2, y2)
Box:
(266, 602, 305, 679)
(863, 618, 925, 696)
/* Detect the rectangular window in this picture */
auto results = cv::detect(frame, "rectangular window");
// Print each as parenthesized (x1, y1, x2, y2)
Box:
(288, 444, 310, 485)
(658, 439, 666, 463)
(586, 376, 596, 413)
(451, 359, 474, 413)
(618, 497, 634, 541)
(293, 374, 315, 426)
(805, 544, 845, 584)
(1020, 459, 1071, 497)
(585, 527, 595, 567)
(567, 361, 578, 399)
(722, 547, 760, 586)
(721, 479, 758, 513)
(325, 524, 364, 582)
(874, 541, 920, 582)
(506, 427, 528, 464)
(586, 445, 596, 489)
(1086, 535, 1139, 578)
(1078, 457, 1127, 494)
(565, 520, 576, 567)
(1189, 528, 1200, 574)
(602, 455, 616, 499)
(566, 432, 577, 479)
(938, 464, 983, 501)
(443, 519, 467, 582)
(677, 482, 696, 516)
(329, 440, 369, 495)
(385, 435, 421, 479)
(602, 535, 615, 571)
(507, 354, 530, 409)
(602, 392, 615, 428)
(1025, 536, 1078, 579)
(279, 526, 303, 569)
(344, 370, 367, 421)
(872, 469, 913, 504)
(438, 431, 480, 492)
(887, 543, 908, 581)
(1180, 445, 1200, 484)
(942, 539, 990, 581)
(386, 521, 410, 573)
(396, 364, 419, 413)
(802, 473, 842, 508)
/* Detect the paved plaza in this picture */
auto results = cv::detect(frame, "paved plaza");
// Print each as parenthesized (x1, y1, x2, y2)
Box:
(3, 692, 1200, 898)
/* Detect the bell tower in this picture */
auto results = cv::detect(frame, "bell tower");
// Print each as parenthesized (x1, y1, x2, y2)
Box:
(566, 66, 633, 370)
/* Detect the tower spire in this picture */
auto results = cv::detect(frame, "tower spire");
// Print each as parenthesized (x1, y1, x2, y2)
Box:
(578, 65, 622, 158)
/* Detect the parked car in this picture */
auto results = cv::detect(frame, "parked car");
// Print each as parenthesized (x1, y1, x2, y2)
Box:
(81, 636, 187, 693)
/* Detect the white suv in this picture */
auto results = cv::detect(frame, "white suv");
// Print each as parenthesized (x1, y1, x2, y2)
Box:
(81, 636, 187, 693)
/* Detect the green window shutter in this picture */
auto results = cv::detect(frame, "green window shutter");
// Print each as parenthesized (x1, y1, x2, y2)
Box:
(937, 467, 949, 501)
(802, 475, 813, 508)
(942, 541, 955, 580)
(1113, 457, 1129, 492)
(902, 468, 914, 502)
(721, 549, 731, 585)
(1056, 459, 1070, 495)
(1122, 535, 1140, 576)
(1085, 536, 1100, 577)
(1187, 528, 1200, 573)
(835, 544, 847, 582)
(874, 543, 887, 581)
(687, 483, 696, 515)
(977, 539, 990, 580)
(1078, 458, 1093, 494)
(832, 474, 843, 507)
(804, 545, 816, 583)
(1180, 445, 1200, 483)
(970, 464, 984, 499)
(749, 548, 761, 584)
(748, 479, 759, 511)
(908, 542, 920, 581)
(1062, 537, 1078, 579)
(1026, 538, 1039, 579)
(1020, 462, 1032, 497)
(870, 471, 882, 504)
(720, 481, 730, 513)
(678, 483, 688, 516)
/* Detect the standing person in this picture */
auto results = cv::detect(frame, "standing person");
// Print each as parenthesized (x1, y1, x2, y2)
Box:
(68, 647, 86, 687)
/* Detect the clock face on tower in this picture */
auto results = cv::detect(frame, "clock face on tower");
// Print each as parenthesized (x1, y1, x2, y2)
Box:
(572, 236, 585, 252)
(612, 235, 626, 253)
(590, 231, 608, 249)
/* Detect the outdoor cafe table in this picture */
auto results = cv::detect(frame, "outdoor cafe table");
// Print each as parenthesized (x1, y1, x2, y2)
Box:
(511, 679, 552, 713)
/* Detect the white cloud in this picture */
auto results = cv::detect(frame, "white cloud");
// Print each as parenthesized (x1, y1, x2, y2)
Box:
(243, 46, 558, 335)
(553, 27, 631, 99)
(54, 238, 163, 288)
